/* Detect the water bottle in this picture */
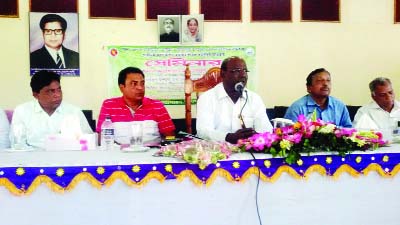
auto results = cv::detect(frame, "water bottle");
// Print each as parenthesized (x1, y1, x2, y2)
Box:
(392, 121, 400, 143)
(101, 116, 115, 150)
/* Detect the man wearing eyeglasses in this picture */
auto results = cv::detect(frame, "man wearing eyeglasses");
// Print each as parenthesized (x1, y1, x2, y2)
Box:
(159, 18, 180, 42)
(30, 14, 79, 69)
(10, 71, 92, 149)
(196, 56, 273, 144)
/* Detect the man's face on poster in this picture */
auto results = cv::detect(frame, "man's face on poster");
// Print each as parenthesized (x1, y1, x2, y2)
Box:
(163, 19, 174, 34)
(42, 21, 65, 51)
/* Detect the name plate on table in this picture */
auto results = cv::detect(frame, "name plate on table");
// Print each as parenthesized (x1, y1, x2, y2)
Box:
(45, 134, 97, 151)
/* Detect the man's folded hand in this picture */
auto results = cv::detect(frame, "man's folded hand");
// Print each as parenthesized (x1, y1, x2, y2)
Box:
(225, 128, 256, 144)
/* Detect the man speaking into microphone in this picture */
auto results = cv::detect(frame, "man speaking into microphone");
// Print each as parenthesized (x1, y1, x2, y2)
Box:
(196, 56, 273, 144)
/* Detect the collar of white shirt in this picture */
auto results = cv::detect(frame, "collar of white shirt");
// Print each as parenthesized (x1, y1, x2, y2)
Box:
(33, 99, 64, 115)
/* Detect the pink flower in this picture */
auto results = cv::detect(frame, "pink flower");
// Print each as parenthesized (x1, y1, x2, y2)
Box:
(312, 119, 326, 127)
(263, 132, 280, 147)
(335, 128, 356, 138)
(375, 131, 383, 139)
(304, 124, 316, 138)
(249, 133, 267, 151)
(219, 143, 233, 157)
(199, 150, 212, 165)
(245, 141, 254, 151)
(297, 114, 307, 122)
(283, 133, 303, 144)
(248, 132, 279, 151)
(281, 126, 294, 135)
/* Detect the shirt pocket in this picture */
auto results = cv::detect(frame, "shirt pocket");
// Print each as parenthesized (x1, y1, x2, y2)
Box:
(243, 117, 255, 129)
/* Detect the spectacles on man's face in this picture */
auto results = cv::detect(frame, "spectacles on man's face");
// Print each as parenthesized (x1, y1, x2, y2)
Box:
(41, 87, 62, 96)
(229, 68, 250, 76)
(43, 29, 63, 35)
(164, 20, 174, 25)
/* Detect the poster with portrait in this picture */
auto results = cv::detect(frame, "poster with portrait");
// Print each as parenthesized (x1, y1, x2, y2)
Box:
(181, 14, 204, 44)
(158, 15, 181, 44)
(29, 12, 80, 76)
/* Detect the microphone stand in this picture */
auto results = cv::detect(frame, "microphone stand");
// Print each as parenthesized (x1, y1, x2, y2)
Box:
(238, 90, 248, 129)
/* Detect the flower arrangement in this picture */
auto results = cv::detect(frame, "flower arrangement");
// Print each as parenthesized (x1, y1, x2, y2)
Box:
(156, 140, 240, 169)
(238, 114, 387, 164)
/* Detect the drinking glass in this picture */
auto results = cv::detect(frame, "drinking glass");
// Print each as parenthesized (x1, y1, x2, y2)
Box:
(12, 123, 27, 150)
(130, 122, 143, 149)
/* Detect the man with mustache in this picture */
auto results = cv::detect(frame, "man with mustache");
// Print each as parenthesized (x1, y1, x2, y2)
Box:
(159, 18, 179, 42)
(10, 71, 92, 149)
(196, 56, 273, 144)
(97, 67, 175, 139)
(284, 68, 352, 127)
(353, 77, 400, 132)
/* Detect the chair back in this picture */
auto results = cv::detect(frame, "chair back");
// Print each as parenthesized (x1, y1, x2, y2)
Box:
(346, 105, 361, 122)
(5, 110, 13, 123)
(184, 64, 222, 133)
(273, 106, 289, 118)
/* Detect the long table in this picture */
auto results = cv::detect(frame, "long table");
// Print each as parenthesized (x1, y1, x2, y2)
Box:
(0, 145, 399, 225)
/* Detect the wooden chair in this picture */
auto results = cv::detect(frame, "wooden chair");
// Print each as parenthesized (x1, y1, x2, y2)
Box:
(184, 64, 222, 134)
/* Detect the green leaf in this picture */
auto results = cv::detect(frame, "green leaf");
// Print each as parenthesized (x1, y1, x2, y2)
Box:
(270, 147, 277, 156)
(311, 108, 317, 121)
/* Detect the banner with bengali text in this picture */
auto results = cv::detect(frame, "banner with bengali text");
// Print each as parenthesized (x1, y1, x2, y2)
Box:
(107, 46, 256, 105)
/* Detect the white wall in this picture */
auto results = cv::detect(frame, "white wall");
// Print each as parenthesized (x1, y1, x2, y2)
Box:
(0, 0, 399, 119)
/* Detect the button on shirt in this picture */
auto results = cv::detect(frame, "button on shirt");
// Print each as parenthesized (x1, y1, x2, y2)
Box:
(196, 83, 273, 141)
(10, 100, 93, 149)
(284, 95, 352, 128)
(353, 100, 400, 130)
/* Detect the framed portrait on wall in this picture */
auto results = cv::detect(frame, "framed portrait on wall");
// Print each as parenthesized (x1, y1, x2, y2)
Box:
(301, 0, 340, 22)
(89, 0, 135, 19)
(396, 0, 400, 23)
(30, 0, 78, 13)
(200, 0, 241, 21)
(181, 15, 204, 44)
(146, 0, 189, 20)
(158, 15, 181, 44)
(0, 0, 19, 17)
(29, 12, 80, 76)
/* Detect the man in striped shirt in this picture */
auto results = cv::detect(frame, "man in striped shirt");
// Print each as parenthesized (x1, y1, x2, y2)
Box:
(96, 67, 175, 138)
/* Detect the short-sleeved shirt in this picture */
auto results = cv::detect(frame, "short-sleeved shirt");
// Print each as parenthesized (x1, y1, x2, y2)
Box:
(96, 97, 175, 136)
(284, 95, 352, 128)
(353, 100, 400, 130)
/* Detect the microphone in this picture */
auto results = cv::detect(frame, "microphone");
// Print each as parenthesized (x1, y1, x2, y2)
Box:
(236, 82, 247, 129)
(234, 82, 244, 94)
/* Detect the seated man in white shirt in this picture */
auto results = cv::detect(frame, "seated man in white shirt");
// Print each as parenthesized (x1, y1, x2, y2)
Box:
(353, 77, 400, 134)
(10, 71, 92, 149)
(196, 56, 273, 144)
(0, 108, 10, 149)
